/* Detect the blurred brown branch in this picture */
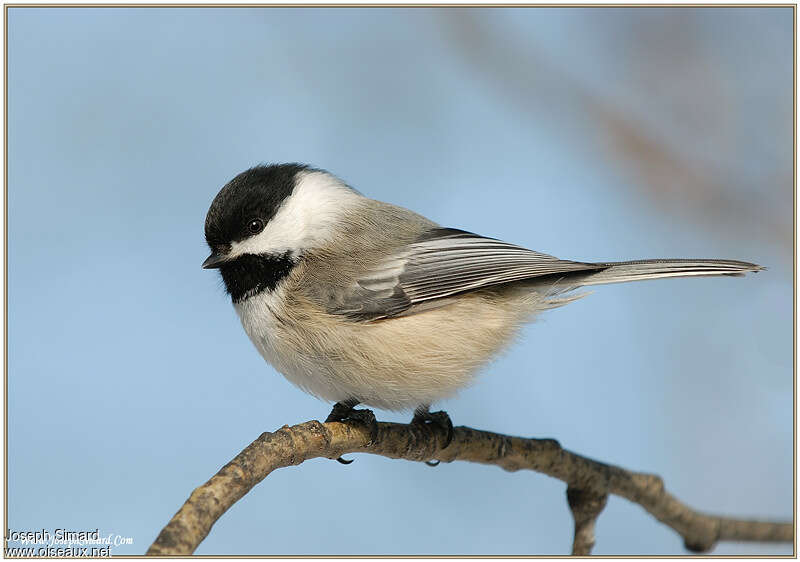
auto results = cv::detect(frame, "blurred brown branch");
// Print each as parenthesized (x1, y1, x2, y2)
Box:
(147, 419, 792, 555)
(440, 10, 791, 253)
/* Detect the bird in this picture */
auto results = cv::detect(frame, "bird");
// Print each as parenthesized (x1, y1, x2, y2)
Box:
(202, 163, 762, 462)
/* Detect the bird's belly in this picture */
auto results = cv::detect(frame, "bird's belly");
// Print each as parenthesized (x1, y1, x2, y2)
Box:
(234, 292, 347, 405)
(234, 288, 538, 411)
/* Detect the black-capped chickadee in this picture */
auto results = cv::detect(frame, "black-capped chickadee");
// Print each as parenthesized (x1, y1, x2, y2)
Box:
(203, 163, 762, 449)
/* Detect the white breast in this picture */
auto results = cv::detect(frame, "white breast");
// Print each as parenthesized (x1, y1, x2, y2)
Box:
(234, 288, 348, 404)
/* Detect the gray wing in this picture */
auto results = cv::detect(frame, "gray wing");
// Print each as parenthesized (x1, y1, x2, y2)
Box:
(331, 228, 605, 321)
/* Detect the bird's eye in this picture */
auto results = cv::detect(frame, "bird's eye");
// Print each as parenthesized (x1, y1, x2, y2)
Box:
(247, 219, 264, 235)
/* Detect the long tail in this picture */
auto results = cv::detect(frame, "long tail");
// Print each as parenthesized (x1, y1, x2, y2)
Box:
(538, 258, 763, 309)
(578, 258, 764, 287)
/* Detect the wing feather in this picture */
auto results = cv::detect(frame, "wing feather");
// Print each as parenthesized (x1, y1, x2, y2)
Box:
(332, 228, 604, 320)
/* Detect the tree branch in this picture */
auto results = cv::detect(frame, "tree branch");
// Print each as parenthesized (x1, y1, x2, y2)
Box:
(567, 486, 608, 555)
(147, 419, 792, 555)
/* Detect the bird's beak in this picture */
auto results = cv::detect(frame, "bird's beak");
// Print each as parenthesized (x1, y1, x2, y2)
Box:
(202, 251, 230, 269)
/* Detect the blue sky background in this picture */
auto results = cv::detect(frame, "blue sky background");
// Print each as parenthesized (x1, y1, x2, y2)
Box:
(7, 7, 793, 556)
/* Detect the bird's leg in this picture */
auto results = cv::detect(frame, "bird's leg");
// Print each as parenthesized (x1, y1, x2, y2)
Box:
(325, 399, 378, 439)
(411, 405, 454, 466)
(324, 399, 378, 465)
(411, 406, 454, 445)
(325, 399, 360, 423)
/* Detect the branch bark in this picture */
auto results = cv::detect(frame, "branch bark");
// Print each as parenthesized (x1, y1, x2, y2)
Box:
(147, 419, 793, 555)
(567, 486, 608, 555)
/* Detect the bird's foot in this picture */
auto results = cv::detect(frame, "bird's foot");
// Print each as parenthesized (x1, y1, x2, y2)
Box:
(411, 409, 454, 446)
(411, 407, 454, 466)
(325, 400, 378, 465)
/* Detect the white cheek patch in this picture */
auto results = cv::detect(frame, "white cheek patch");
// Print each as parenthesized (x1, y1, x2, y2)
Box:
(228, 170, 360, 259)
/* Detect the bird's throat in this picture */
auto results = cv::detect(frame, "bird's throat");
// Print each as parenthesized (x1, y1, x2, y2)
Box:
(219, 252, 297, 303)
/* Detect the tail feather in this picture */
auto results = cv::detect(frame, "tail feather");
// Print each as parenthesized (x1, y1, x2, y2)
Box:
(577, 259, 764, 287)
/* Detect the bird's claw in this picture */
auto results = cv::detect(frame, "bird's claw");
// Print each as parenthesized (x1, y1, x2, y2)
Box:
(345, 408, 379, 444)
(411, 409, 454, 467)
(411, 409, 454, 448)
(325, 401, 379, 465)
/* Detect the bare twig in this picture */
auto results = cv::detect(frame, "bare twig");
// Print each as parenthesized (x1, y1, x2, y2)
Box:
(147, 420, 793, 556)
(567, 486, 608, 555)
